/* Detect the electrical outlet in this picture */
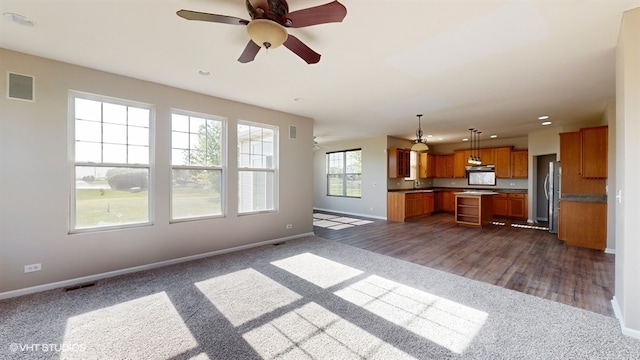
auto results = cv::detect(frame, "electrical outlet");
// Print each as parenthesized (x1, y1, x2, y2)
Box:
(24, 263, 41, 273)
(369, 207, 374, 211)
(286, 224, 293, 229)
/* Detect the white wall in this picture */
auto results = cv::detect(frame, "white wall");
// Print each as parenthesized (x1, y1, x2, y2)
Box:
(313, 136, 388, 219)
(614, 6, 640, 338)
(0, 49, 314, 294)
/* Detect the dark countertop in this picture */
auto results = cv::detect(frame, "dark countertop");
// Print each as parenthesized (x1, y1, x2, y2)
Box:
(561, 194, 608, 203)
(388, 187, 527, 194)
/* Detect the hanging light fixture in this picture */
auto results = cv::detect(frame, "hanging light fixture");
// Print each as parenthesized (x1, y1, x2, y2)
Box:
(411, 114, 429, 152)
(467, 128, 482, 165)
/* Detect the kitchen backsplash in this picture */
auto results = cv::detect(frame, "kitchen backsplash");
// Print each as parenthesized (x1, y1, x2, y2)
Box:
(387, 177, 528, 190)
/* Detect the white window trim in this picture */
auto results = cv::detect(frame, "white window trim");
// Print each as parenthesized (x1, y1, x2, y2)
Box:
(169, 109, 227, 222)
(237, 120, 279, 215)
(68, 90, 155, 233)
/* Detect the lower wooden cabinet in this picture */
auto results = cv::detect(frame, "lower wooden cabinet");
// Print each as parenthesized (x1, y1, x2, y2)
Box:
(558, 200, 606, 250)
(387, 192, 435, 222)
(493, 192, 527, 219)
(455, 194, 495, 227)
(434, 190, 455, 212)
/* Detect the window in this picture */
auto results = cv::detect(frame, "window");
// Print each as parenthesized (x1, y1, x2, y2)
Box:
(237, 122, 277, 213)
(70, 92, 152, 231)
(171, 111, 225, 220)
(327, 149, 362, 197)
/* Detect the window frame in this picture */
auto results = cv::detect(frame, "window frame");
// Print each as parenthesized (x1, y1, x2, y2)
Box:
(68, 91, 155, 233)
(170, 109, 226, 222)
(237, 120, 278, 215)
(326, 148, 362, 198)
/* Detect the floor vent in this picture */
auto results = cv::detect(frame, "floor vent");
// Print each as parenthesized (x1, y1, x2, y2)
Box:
(64, 282, 96, 292)
(272, 242, 285, 246)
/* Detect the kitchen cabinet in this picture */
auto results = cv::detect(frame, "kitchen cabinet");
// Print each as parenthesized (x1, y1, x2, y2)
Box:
(453, 150, 469, 178)
(494, 147, 512, 178)
(455, 193, 496, 227)
(581, 125, 608, 178)
(419, 153, 435, 178)
(493, 192, 527, 219)
(559, 131, 606, 195)
(388, 148, 410, 178)
(435, 154, 454, 178)
(511, 150, 528, 178)
(480, 148, 495, 166)
(387, 191, 434, 222)
(434, 190, 455, 212)
(558, 200, 606, 250)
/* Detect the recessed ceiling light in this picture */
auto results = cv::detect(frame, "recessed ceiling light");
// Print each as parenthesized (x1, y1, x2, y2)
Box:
(542, 121, 552, 126)
(197, 70, 211, 76)
(426, 134, 433, 138)
(3, 12, 35, 26)
(462, 138, 469, 141)
(437, 137, 443, 141)
(490, 134, 497, 138)
(538, 115, 550, 120)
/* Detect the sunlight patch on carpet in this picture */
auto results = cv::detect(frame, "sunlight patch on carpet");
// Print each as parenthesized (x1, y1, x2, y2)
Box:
(313, 212, 373, 230)
(271, 253, 363, 289)
(242, 302, 416, 360)
(61, 292, 198, 359)
(334, 275, 488, 354)
(196, 268, 302, 326)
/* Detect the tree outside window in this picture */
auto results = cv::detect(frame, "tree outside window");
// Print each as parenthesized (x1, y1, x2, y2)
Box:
(327, 149, 361, 197)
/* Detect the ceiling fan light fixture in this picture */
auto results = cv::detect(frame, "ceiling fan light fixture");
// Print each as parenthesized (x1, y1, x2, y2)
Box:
(246, 19, 288, 49)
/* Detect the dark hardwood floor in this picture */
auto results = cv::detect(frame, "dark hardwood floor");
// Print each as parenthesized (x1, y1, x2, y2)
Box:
(313, 211, 615, 317)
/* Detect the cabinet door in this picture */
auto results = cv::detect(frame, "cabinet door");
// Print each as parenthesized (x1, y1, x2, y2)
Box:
(559, 132, 606, 195)
(388, 148, 410, 178)
(453, 150, 468, 178)
(480, 148, 495, 166)
(494, 147, 512, 178)
(434, 192, 442, 212)
(493, 194, 509, 217)
(581, 126, 608, 178)
(442, 191, 455, 212)
(511, 150, 528, 178)
(423, 193, 434, 214)
(508, 194, 526, 218)
(444, 155, 454, 178)
(418, 153, 436, 178)
(559, 201, 606, 250)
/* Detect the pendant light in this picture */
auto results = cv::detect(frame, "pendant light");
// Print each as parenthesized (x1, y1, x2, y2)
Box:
(411, 114, 429, 152)
(467, 128, 482, 165)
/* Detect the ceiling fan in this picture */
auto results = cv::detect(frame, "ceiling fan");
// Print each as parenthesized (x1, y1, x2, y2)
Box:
(177, 0, 347, 64)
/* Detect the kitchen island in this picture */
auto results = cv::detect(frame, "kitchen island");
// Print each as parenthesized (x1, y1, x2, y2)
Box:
(454, 191, 498, 227)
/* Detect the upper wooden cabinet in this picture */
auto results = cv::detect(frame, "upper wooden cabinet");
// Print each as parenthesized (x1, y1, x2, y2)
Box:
(581, 125, 608, 178)
(511, 150, 528, 178)
(435, 154, 453, 178)
(418, 153, 436, 178)
(480, 148, 495, 166)
(388, 148, 410, 178)
(494, 147, 512, 178)
(453, 150, 469, 178)
(559, 131, 606, 195)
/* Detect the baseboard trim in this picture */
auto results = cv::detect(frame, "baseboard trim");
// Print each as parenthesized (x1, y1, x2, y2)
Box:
(605, 248, 616, 255)
(611, 296, 640, 339)
(313, 207, 387, 220)
(0, 232, 314, 301)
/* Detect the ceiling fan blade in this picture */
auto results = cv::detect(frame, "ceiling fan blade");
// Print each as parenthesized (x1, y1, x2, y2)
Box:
(176, 9, 249, 25)
(283, 35, 321, 64)
(238, 40, 261, 63)
(286, 1, 347, 28)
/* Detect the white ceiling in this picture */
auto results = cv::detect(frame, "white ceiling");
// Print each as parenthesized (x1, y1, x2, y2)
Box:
(2, 0, 639, 146)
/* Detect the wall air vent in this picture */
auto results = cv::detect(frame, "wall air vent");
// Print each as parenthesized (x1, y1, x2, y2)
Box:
(7, 72, 35, 102)
(289, 125, 297, 139)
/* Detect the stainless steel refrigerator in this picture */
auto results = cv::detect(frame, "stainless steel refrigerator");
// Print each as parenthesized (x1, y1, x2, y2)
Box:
(545, 161, 561, 233)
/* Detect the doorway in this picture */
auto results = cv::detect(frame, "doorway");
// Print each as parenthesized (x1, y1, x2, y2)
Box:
(535, 154, 557, 222)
